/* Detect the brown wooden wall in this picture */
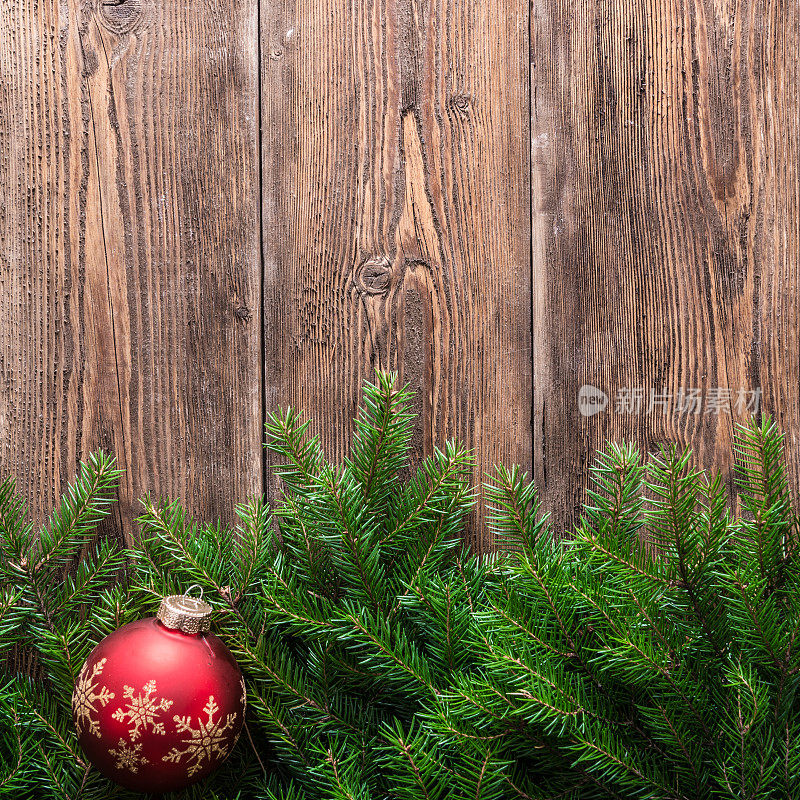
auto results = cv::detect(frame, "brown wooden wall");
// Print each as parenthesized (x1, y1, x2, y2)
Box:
(1, 0, 798, 547)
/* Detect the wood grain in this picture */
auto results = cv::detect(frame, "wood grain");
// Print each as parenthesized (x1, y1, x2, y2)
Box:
(0, 0, 262, 541)
(532, 0, 800, 529)
(2, 0, 797, 548)
(262, 0, 532, 547)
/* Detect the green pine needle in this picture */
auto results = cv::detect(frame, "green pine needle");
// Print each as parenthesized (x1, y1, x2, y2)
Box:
(2, 391, 800, 799)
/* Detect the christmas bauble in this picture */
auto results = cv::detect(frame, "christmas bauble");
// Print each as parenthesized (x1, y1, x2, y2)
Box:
(72, 592, 246, 793)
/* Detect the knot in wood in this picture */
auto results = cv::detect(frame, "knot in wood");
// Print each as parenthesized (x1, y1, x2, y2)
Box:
(449, 92, 472, 117)
(355, 257, 391, 295)
(97, 0, 148, 34)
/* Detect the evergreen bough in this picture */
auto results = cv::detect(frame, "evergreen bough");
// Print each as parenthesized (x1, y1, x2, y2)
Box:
(0, 372, 797, 799)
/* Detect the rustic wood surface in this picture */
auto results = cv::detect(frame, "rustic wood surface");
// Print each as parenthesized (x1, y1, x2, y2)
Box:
(532, 0, 800, 529)
(0, 0, 262, 541)
(1, 0, 797, 544)
(262, 0, 532, 547)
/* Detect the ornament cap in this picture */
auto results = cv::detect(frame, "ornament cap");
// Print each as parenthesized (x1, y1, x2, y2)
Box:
(157, 589, 212, 634)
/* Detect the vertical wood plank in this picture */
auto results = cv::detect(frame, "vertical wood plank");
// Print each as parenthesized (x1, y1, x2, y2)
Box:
(0, 0, 262, 540)
(262, 0, 532, 548)
(532, 0, 800, 529)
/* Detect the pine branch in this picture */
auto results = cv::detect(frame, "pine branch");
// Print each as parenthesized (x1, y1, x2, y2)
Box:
(3, 378, 800, 800)
(733, 418, 796, 589)
(34, 451, 121, 571)
(384, 442, 474, 548)
(266, 408, 325, 495)
(0, 477, 33, 566)
(486, 466, 550, 554)
(347, 371, 414, 511)
(135, 495, 232, 601)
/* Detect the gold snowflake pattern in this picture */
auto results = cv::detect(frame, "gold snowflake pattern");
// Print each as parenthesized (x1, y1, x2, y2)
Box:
(109, 738, 149, 773)
(111, 680, 173, 741)
(234, 678, 246, 749)
(72, 658, 115, 737)
(162, 696, 238, 776)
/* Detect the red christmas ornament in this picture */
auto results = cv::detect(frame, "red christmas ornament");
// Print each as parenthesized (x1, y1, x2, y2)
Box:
(72, 591, 246, 794)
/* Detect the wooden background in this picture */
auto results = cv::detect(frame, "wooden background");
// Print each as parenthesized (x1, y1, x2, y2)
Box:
(1, 0, 797, 548)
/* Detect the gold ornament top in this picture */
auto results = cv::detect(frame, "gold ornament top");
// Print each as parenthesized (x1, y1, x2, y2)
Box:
(157, 593, 212, 634)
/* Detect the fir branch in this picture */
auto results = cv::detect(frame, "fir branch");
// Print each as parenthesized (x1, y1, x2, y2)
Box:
(266, 408, 324, 494)
(233, 496, 276, 604)
(246, 692, 312, 768)
(0, 477, 33, 565)
(136, 495, 230, 600)
(486, 466, 549, 553)
(4, 376, 800, 800)
(383, 442, 474, 547)
(33, 451, 121, 571)
(347, 372, 414, 509)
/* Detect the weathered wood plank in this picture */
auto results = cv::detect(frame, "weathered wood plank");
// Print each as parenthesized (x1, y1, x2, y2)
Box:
(532, 0, 800, 529)
(0, 0, 262, 540)
(262, 0, 532, 547)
